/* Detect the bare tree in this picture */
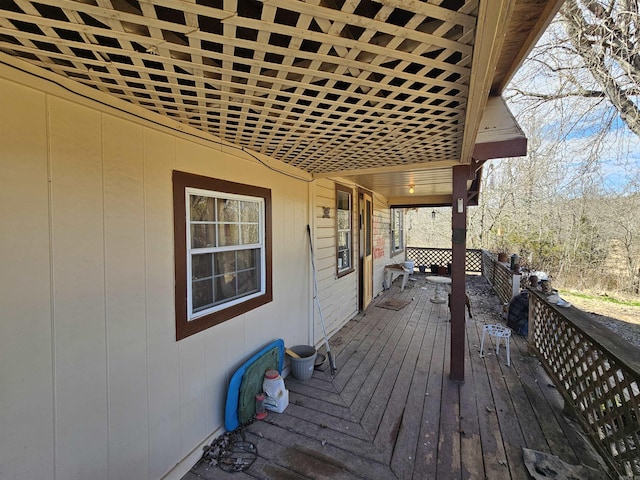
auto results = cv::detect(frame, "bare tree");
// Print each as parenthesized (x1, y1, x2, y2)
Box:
(467, 0, 640, 295)
(414, 1, 640, 295)
(508, 0, 640, 186)
(561, 0, 640, 137)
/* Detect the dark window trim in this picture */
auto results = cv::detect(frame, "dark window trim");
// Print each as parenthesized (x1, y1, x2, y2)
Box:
(173, 170, 272, 341)
(335, 183, 354, 278)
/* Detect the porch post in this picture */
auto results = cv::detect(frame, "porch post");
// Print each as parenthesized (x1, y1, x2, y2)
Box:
(450, 165, 468, 382)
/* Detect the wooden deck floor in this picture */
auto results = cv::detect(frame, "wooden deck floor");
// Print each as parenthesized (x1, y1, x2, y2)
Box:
(185, 274, 605, 479)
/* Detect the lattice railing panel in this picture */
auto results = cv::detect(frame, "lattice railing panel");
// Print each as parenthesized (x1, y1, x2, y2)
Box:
(481, 250, 517, 304)
(529, 291, 640, 477)
(405, 246, 481, 273)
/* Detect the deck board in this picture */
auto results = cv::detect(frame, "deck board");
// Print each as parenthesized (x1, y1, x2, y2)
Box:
(185, 274, 607, 479)
(459, 366, 485, 480)
(413, 303, 448, 479)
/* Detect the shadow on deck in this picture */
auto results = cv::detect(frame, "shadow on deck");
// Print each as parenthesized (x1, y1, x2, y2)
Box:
(186, 274, 606, 479)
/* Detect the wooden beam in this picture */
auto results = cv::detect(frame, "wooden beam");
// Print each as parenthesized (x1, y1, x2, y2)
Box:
(313, 159, 460, 179)
(473, 96, 527, 160)
(450, 165, 468, 382)
(387, 194, 452, 208)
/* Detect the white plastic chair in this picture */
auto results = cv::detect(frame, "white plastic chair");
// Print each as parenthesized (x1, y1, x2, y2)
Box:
(480, 324, 512, 366)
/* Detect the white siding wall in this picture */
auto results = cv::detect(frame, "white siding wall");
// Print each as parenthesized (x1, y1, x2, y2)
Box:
(0, 64, 310, 480)
(310, 181, 397, 346)
(372, 194, 396, 293)
(310, 180, 358, 345)
(0, 78, 54, 480)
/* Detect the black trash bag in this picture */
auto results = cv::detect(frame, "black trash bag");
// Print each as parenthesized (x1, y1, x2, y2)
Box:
(507, 290, 529, 335)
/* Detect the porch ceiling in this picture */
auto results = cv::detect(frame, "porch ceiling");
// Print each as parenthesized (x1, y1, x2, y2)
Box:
(0, 0, 561, 204)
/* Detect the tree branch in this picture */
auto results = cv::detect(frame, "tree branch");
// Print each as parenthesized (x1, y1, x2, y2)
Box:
(560, 0, 640, 138)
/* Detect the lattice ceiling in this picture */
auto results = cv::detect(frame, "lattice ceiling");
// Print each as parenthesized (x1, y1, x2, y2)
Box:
(0, 0, 480, 175)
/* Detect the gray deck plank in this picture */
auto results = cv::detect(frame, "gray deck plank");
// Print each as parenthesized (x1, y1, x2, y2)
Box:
(412, 305, 448, 479)
(246, 422, 395, 479)
(458, 310, 512, 480)
(371, 292, 431, 462)
(183, 274, 607, 480)
(361, 303, 421, 445)
(459, 319, 486, 480)
(389, 298, 437, 479)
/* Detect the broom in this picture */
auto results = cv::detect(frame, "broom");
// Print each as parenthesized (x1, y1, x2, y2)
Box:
(306, 225, 337, 376)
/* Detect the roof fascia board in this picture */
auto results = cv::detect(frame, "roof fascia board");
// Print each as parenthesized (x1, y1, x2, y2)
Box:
(493, 0, 566, 94)
(460, 0, 517, 165)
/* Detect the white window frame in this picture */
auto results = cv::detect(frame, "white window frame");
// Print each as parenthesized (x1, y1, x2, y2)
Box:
(186, 187, 266, 320)
(391, 208, 404, 255)
(336, 184, 354, 276)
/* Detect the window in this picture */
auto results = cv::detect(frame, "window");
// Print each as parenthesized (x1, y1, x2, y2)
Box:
(336, 184, 353, 276)
(173, 171, 272, 340)
(391, 208, 404, 254)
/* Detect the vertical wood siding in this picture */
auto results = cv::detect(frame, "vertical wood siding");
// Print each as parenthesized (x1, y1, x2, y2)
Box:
(0, 80, 54, 480)
(311, 179, 356, 344)
(0, 65, 311, 480)
(373, 195, 394, 293)
(310, 182, 397, 346)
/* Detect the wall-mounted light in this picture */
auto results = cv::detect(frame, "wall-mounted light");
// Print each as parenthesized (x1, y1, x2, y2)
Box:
(409, 184, 415, 194)
(431, 209, 436, 220)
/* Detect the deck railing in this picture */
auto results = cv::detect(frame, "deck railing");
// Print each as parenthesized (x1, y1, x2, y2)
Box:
(405, 246, 482, 273)
(528, 288, 640, 478)
(481, 250, 521, 304)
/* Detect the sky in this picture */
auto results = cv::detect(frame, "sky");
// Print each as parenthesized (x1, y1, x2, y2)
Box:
(501, 11, 640, 196)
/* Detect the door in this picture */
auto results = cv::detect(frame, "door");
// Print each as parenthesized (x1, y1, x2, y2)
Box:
(359, 190, 373, 310)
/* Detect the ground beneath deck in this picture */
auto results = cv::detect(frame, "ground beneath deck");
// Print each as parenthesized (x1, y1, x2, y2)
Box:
(185, 274, 606, 480)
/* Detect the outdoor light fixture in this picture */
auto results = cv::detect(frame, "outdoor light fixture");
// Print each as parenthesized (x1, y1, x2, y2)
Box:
(431, 210, 436, 219)
(409, 185, 415, 194)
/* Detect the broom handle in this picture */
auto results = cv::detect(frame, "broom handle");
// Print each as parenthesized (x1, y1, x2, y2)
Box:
(307, 225, 336, 372)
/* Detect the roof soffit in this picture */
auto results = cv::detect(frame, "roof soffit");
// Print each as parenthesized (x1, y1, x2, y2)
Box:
(0, 0, 479, 174)
(0, 0, 560, 204)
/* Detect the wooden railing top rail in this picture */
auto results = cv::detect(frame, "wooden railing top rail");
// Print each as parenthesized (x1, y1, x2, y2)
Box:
(528, 288, 640, 375)
(528, 288, 640, 477)
(406, 246, 483, 253)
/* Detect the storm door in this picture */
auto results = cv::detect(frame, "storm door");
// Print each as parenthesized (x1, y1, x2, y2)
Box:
(358, 190, 373, 310)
